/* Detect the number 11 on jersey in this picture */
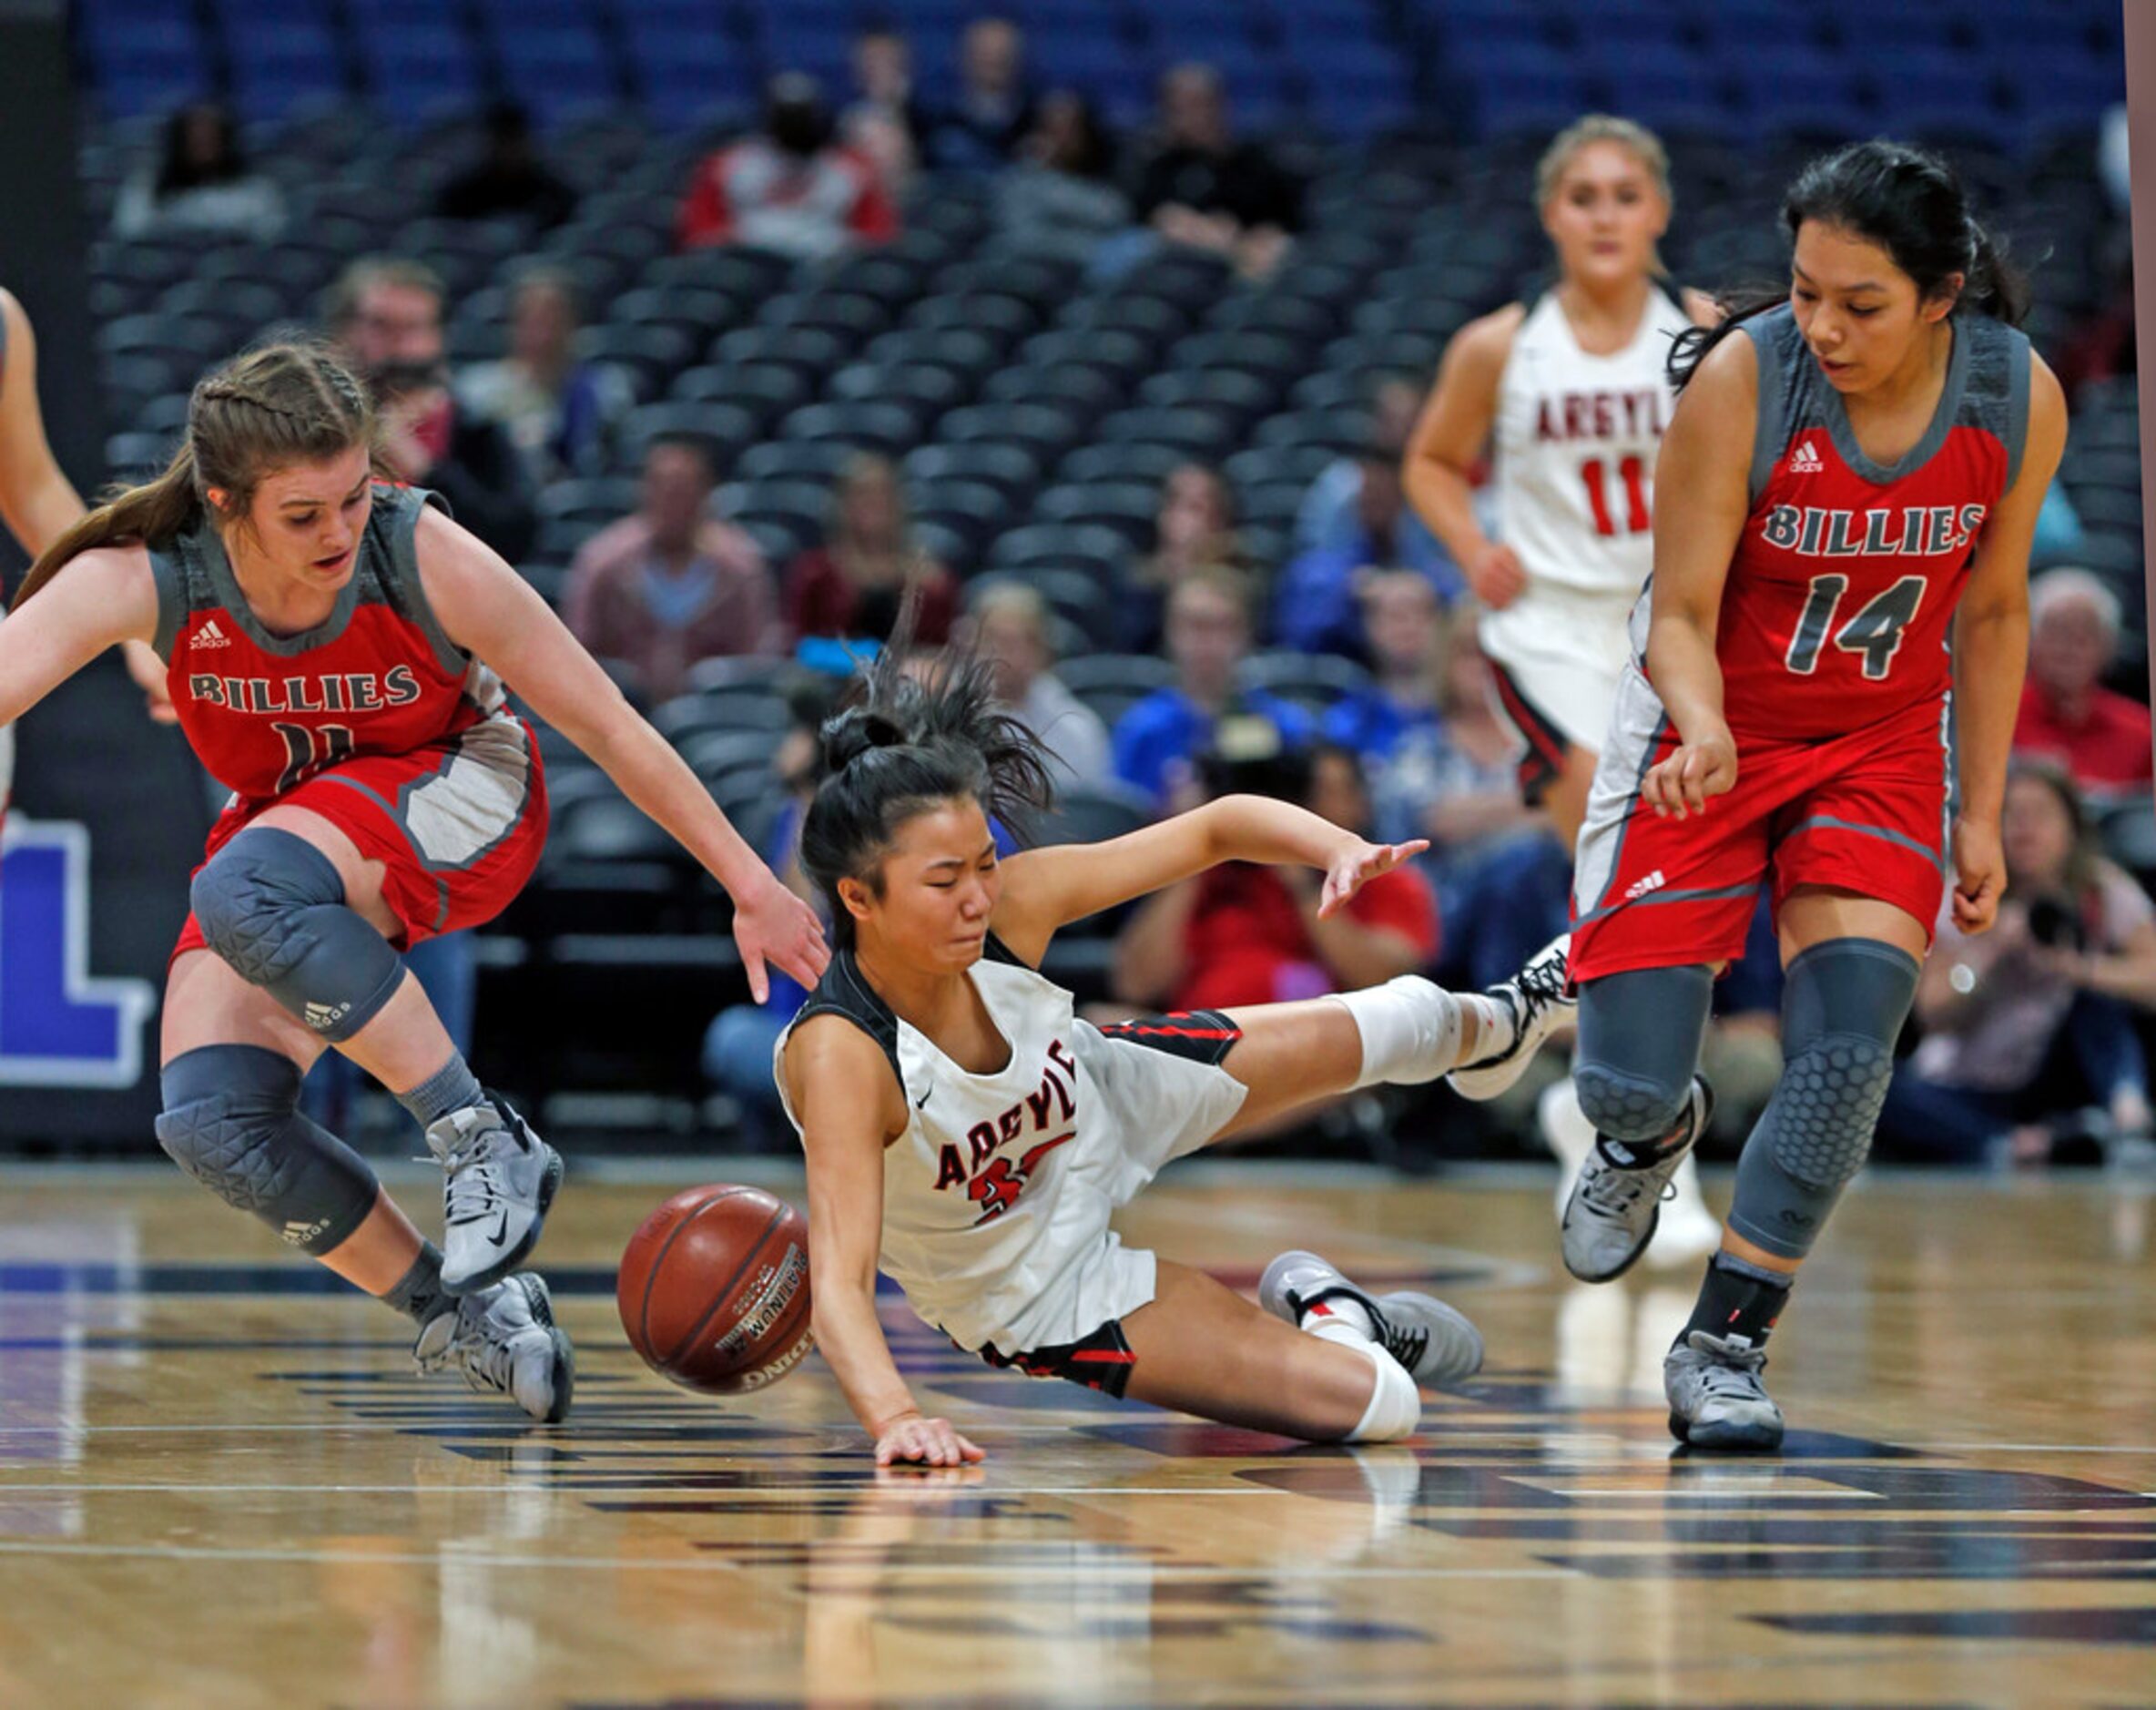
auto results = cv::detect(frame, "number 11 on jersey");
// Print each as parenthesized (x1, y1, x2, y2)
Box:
(1581, 455, 1649, 536)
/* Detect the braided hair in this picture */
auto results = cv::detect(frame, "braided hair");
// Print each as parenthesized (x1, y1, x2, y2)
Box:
(798, 611, 1057, 946)
(18, 340, 379, 607)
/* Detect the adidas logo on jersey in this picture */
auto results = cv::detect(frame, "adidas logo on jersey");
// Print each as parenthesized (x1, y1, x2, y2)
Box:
(194, 618, 232, 649)
(1789, 440, 1825, 474)
(1622, 870, 1668, 902)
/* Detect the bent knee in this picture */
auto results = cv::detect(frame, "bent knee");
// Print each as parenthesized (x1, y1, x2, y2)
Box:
(1574, 1060, 1692, 1145)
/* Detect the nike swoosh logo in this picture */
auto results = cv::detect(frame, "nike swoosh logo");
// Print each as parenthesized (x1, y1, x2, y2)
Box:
(488, 1210, 509, 1246)
(914, 1088, 932, 1109)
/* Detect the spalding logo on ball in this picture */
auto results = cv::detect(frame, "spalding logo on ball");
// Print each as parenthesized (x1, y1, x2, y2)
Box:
(617, 1185, 815, 1394)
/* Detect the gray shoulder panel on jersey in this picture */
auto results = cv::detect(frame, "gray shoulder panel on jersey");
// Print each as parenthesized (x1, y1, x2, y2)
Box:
(1950, 313, 2032, 491)
(1738, 305, 1794, 506)
(146, 545, 186, 662)
(371, 484, 463, 676)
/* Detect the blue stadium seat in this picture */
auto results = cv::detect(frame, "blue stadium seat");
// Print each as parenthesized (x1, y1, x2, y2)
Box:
(228, 21, 348, 123)
(497, 30, 627, 127)
(359, 27, 484, 127)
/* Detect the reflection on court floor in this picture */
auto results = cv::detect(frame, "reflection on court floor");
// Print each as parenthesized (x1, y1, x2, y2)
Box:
(0, 1165, 2150, 1707)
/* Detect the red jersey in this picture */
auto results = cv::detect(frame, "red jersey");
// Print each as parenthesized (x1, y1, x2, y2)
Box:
(148, 485, 513, 806)
(1680, 305, 2029, 740)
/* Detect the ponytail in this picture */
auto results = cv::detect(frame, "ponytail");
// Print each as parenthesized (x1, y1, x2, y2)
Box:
(15, 442, 201, 608)
(1961, 218, 2031, 328)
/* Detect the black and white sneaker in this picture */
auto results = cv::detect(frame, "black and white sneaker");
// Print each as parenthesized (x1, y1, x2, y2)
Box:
(1447, 934, 1576, 1102)
(1259, 1248, 1485, 1385)
(413, 1272, 575, 1423)
(425, 1092, 564, 1294)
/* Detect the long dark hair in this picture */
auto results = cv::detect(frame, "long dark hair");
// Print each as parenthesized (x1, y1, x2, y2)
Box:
(1670, 139, 2029, 390)
(798, 630, 1057, 947)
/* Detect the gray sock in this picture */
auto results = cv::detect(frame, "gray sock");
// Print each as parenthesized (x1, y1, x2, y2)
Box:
(382, 1241, 453, 1326)
(398, 1053, 485, 1130)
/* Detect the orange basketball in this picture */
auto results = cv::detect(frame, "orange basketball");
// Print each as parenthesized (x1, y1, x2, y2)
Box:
(616, 1185, 815, 1394)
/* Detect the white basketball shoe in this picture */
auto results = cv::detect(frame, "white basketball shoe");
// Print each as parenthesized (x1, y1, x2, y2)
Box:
(426, 1092, 564, 1293)
(1447, 935, 1576, 1101)
(414, 1272, 575, 1423)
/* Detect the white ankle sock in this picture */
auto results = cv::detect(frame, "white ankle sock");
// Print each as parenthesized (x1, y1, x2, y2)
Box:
(1300, 1294, 1377, 1340)
(1332, 976, 1467, 1089)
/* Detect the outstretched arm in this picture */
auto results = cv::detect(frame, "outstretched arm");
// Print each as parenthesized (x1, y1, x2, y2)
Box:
(0, 290, 85, 560)
(786, 1017, 984, 1466)
(0, 546, 158, 728)
(992, 793, 1425, 966)
(1949, 351, 2067, 935)
(415, 507, 829, 1000)
(1639, 331, 1755, 819)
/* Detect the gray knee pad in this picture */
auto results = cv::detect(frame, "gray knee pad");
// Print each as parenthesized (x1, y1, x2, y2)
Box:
(1574, 963, 1714, 1143)
(190, 826, 405, 1043)
(155, 1044, 381, 1256)
(1728, 938, 1919, 1259)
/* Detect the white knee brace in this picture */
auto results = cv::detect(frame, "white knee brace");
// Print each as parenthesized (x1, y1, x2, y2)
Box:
(1332, 975, 1463, 1090)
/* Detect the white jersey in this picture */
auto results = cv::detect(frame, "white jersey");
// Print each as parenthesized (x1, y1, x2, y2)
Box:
(774, 939, 1247, 1356)
(1490, 283, 1693, 597)
(1480, 284, 1695, 754)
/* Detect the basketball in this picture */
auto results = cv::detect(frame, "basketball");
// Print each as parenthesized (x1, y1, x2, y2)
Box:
(616, 1185, 815, 1394)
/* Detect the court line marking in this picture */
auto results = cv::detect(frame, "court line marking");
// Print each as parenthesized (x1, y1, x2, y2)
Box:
(0, 1474, 1293, 1483)
(0, 1540, 1573, 1579)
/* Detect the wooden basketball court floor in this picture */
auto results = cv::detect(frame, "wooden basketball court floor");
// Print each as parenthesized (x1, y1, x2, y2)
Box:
(0, 1159, 2152, 1708)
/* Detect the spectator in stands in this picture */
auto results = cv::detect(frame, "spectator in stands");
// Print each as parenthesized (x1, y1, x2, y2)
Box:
(968, 582, 1113, 789)
(563, 433, 782, 702)
(841, 26, 926, 197)
(434, 101, 577, 229)
(1114, 741, 1438, 1013)
(1295, 379, 1452, 579)
(784, 453, 959, 646)
(112, 102, 285, 242)
(701, 696, 832, 1147)
(2013, 567, 2154, 803)
(1877, 764, 2156, 1167)
(920, 15, 1037, 172)
(458, 268, 631, 489)
(676, 74, 899, 260)
(1123, 463, 1250, 654)
(1374, 612, 1568, 991)
(1112, 567, 1313, 809)
(1322, 570, 1444, 765)
(994, 90, 1130, 263)
(1133, 64, 1301, 282)
(1273, 426, 1462, 658)
(325, 256, 537, 562)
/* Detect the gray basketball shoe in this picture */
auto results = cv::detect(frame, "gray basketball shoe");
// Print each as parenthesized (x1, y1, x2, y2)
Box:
(414, 1272, 575, 1423)
(1665, 1328, 1785, 1450)
(426, 1092, 564, 1293)
(1559, 1077, 1714, 1282)
(1259, 1249, 1485, 1385)
(1446, 935, 1576, 1101)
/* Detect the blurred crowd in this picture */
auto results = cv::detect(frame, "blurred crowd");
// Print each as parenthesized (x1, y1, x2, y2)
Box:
(101, 16, 2156, 1173)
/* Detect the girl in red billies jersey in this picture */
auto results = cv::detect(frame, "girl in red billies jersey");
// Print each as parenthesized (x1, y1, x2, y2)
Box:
(1554, 142, 2067, 1449)
(0, 343, 828, 1422)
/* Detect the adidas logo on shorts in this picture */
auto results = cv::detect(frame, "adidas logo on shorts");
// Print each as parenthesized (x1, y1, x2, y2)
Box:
(1789, 439, 1824, 474)
(194, 617, 232, 649)
(1622, 870, 1667, 902)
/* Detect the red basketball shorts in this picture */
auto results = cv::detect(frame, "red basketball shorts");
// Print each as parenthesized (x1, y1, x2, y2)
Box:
(1570, 671, 1951, 983)
(171, 718, 547, 965)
